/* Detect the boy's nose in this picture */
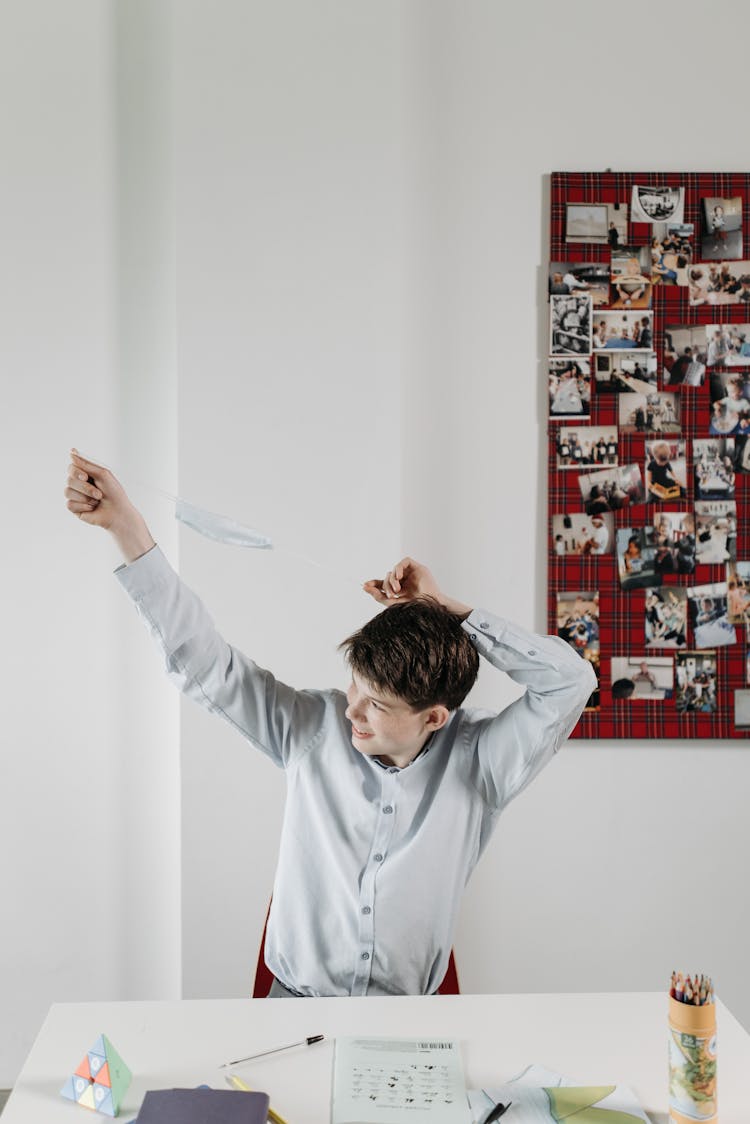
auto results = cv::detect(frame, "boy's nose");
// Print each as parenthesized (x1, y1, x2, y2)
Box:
(346, 701, 366, 726)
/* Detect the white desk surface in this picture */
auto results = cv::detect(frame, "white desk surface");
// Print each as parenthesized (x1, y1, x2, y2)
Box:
(5, 992, 748, 1123)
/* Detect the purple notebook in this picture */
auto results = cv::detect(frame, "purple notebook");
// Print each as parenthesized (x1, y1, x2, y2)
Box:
(135, 1087, 270, 1123)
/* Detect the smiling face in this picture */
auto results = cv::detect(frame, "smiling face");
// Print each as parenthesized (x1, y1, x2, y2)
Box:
(345, 672, 448, 769)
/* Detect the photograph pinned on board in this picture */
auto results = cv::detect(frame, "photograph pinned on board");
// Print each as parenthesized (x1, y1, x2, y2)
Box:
(651, 223, 693, 286)
(732, 435, 750, 473)
(645, 587, 688, 649)
(705, 323, 750, 367)
(662, 325, 706, 387)
(610, 246, 653, 309)
(689, 260, 750, 307)
(594, 351, 657, 393)
(726, 561, 750, 624)
(618, 392, 680, 435)
(617, 527, 658, 591)
(701, 196, 743, 261)
(594, 311, 653, 351)
(611, 656, 674, 701)
(645, 439, 687, 501)
(687, 582, 737, 649)
(556, 591, 600, 711)
(551, 512, 614, 557)
(549, 262, 610, 306)
(548, 359, 591, 419)
(550, 293, 592, 356)
(565, 202, 628, 246)
(555, 425, 618, 469)
(653, 511, 696, 576)
(578, 463, 646, 515)
(695, 500, 737, 565)
(676, 651, 717, 714)
(631, 184, 685, 224)
(709, 371, 750, 436)
(734, 689, 750, 727)
(694, 438, 736, 500)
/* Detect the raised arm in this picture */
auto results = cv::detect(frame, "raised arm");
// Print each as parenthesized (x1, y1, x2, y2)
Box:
(364, 558, 595, 808)
(461, 614, 595, 807)
(65, 449, 326, 768)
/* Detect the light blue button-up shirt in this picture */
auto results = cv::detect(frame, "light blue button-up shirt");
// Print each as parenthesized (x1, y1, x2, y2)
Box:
(116, 547, 595, 996)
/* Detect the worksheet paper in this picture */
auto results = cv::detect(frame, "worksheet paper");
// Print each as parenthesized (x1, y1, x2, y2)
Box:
(468, 1064, 651, 1124)
(332, 1037, 472, 1123)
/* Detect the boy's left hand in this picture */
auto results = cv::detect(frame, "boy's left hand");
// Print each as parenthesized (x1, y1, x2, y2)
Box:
(363, 557, 472, 618)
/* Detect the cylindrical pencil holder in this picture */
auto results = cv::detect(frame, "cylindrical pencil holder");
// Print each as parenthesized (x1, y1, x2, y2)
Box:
(668, 995, 717, 1124)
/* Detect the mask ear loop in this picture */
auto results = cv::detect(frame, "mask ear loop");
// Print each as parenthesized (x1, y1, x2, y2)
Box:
(173, 496, 375, 588)
(175, 499, 369, 587)
(84, 455, 368, 587)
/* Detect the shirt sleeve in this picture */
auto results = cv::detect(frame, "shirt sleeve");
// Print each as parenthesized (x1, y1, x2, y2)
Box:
(460, 610, 596, 810)
(114, 545, 327, 769)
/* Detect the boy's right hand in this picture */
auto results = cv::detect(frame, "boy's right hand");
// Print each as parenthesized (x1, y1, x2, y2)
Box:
(65, 449, 155, 562)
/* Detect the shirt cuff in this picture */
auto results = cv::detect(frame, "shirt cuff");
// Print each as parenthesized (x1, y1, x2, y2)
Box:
(114, 543, 170, 598)
(461, 610, 509, 657)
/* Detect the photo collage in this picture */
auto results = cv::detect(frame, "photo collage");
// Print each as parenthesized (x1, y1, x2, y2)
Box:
(549, 172, 750, 737)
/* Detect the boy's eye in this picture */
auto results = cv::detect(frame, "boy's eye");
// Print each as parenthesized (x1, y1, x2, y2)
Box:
(370, 700, 382, 711)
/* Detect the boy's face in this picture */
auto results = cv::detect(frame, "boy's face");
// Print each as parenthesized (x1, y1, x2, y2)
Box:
(345, 672, 448, 769)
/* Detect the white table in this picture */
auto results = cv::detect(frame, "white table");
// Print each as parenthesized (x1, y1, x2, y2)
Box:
(4, 993, 749, 1123)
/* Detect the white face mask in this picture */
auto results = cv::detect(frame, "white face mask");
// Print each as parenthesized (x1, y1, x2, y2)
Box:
(174, 498, 273, 549)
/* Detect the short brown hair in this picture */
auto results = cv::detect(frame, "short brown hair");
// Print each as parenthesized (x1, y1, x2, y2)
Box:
(339, 598, 480, 711)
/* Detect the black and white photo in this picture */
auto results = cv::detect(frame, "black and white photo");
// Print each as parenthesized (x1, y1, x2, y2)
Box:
(550, 293, 592, 356)
(631, 184, 684, 223)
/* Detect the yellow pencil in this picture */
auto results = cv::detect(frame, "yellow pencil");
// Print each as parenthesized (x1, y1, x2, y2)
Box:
(225, 1072, 289, 1124)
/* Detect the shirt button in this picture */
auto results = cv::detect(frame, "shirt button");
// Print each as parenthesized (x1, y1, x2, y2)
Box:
(528, 649, 537, 656)
(383, 805, 393, 814)
(361, 951, 370, 961)
(480, 621, 489, 629)
(373, 853, 383, 862)
(388, 767, 399, 774)
(470, 633, 477, 641)
(362, 906, 371, 915)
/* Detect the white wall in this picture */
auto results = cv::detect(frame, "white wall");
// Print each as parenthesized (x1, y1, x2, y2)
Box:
(0, 0, 180, 1087)
(4, 0, 750, 1090)
(0, 2, 121, 1087)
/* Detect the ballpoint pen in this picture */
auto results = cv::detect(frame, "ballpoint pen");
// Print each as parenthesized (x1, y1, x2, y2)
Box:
(220, 1034, 325, 1069)
(226, 1073, 288, 1124)
(479, 1097, 512, 1124)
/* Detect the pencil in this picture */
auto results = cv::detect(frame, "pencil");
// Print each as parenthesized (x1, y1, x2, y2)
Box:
(226, 1073, 288, 1124)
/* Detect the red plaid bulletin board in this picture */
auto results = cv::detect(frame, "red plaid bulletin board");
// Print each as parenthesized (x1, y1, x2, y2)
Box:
(548, 171, 750, 739)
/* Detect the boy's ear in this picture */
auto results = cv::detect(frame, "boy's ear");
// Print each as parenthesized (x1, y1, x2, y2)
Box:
(425, 705, 450, 732)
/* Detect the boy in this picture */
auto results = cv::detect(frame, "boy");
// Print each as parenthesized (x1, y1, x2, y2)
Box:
(65, 450, 594, 998)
